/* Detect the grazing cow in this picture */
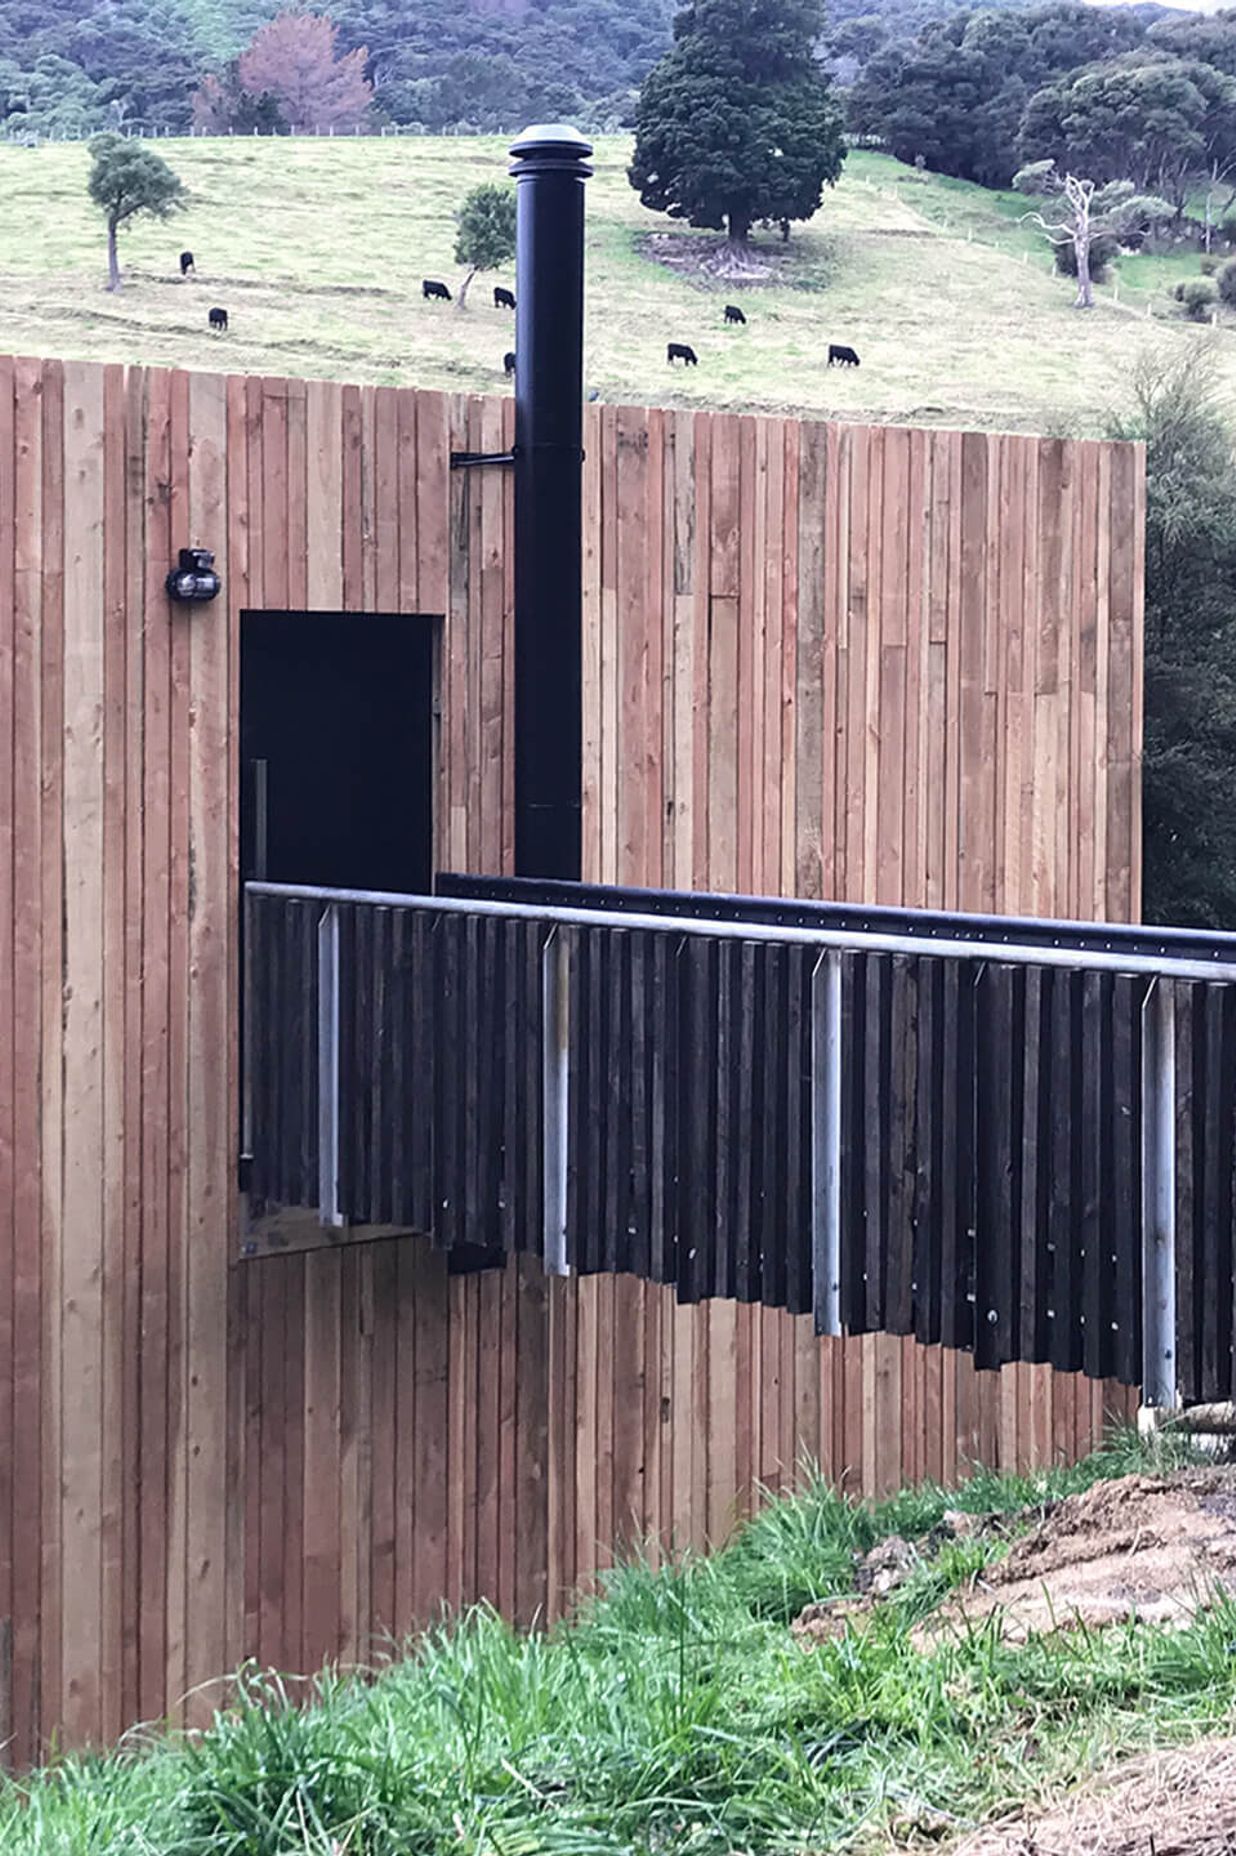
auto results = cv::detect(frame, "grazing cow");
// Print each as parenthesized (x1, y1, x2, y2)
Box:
(208, 306, 228, 333)
(494, 285, 516, 310)
(828, 343, 860, 367)
(179, 249, 195, 276)
(503, 351, 516, 377)
(724, 303, 746, 325)
(422, 278, 451, 302)
(667, 341, 698, 366)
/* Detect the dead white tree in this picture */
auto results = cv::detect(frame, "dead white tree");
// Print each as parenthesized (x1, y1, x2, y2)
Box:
(1202, 155, 1236, 253)
(1014, 161, 1100, 309)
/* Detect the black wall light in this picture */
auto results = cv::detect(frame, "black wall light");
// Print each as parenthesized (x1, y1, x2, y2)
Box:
(166, 547, 221, 604)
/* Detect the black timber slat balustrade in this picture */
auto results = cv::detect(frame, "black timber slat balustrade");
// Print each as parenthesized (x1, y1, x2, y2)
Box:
(1173, 980, 1236, 1403)
(243, 880, 1236, 1403)
(248, 893, 321, 1216)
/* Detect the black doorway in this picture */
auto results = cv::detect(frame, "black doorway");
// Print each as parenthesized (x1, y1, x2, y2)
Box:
(240, 611, 435, 894)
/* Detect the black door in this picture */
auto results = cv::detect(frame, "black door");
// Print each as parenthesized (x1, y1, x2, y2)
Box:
(240, 611, 434, 894)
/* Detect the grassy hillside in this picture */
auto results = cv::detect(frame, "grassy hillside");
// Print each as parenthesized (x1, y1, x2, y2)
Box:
(1, 1437, 1234, 1855)
(0, 134, 1233, 431)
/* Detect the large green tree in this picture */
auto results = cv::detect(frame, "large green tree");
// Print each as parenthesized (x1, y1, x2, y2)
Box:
(86, 132, 186, 291)
(1111, 347, 1236, 928)
(628, 0, 845, 247)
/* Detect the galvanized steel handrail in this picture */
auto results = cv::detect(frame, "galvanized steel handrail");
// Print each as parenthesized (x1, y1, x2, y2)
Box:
(245, 881, 1236, 984)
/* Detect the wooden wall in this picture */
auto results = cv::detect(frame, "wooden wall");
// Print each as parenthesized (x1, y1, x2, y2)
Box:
(0, 356, 1143, 1763)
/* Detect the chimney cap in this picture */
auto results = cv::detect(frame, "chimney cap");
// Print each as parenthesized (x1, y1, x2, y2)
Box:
(509, 123, 594, 174)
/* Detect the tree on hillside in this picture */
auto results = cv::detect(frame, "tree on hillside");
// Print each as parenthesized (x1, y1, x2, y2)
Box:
(236, 11, 372, 131)
(628, 0, 845, 251)
(1014, 160, 1106, 306)
(1019, 55, 1236, 216)
(1111, 345, 1236, 928)
(87, 133, 186, 292)
(453, 183, 516, 309)
(1014, 162, 1172, 306)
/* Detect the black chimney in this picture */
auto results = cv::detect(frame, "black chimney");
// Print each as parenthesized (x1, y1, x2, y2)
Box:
(508, 123, 593, 881)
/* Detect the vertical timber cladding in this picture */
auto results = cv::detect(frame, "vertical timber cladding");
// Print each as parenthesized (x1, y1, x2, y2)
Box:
(0, 357, 1142, 1761)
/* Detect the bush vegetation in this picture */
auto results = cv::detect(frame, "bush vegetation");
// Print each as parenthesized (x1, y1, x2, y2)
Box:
(1114, 345, 1236, 927)
(1053, 226, 1118, 281)
(1180, 274, 1219, 319)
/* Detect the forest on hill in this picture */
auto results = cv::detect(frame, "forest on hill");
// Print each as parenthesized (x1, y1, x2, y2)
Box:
(0, 0, 668, 135)
(0, 0, 1078, 138)
(849, 0, 1236, 188)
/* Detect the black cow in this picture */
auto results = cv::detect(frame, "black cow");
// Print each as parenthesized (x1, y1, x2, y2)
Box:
(828, 343, 860, 367)
(422, 278, 451, 302)
(208, 306, 228, 333)
(179, 249, 195, 277)
(724, 304, 746, 325)
(503, 351, 516, 377)
(494, 285, 516, 310)
(667, 342, 698, 366)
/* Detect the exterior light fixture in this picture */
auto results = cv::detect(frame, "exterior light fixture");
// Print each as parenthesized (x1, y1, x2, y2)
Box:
(165, 547, 221, 604)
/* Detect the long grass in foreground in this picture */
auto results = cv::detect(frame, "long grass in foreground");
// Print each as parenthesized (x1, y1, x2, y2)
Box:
(3, 1433, 1231, 1856)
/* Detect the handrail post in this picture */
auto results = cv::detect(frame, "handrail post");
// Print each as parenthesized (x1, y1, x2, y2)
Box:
(318, 903, 344, 1228)
(241, 885, 255, 1168)
(542, 928, 571, 1274)
(1140, 976, 1177, 1412)
(811, 950, 843, 1336)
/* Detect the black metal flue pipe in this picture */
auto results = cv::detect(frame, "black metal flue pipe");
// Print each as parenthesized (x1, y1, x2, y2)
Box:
(509, 123, 593, 880)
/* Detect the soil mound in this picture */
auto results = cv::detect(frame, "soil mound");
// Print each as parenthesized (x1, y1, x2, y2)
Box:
(951, 1736, 1236, 1855)
(921, 1471, 1236, 1644)
(791, 1472, 1236, 1651)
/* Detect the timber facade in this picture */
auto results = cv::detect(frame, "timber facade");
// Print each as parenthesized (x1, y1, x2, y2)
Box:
(0, 356, 1143, 1760)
